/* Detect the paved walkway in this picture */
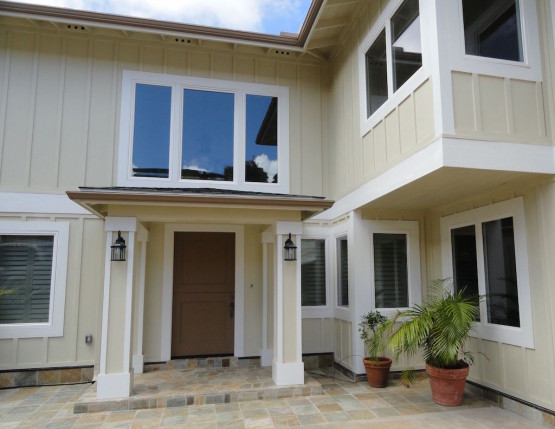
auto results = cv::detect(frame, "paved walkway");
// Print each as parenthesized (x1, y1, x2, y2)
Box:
(0, 375, 545, 428)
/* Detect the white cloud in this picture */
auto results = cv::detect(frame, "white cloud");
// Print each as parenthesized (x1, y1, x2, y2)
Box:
(254, 154, 277, 182)
(182, 164, 207, 172)
(13, 0, 306, 33)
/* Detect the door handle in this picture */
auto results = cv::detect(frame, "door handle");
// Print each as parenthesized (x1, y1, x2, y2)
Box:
(230, 296, 235, 318)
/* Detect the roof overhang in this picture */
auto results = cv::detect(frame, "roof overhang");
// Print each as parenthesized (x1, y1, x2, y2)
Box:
(66, 187, 334, 221)
(0, 0, 324, 50)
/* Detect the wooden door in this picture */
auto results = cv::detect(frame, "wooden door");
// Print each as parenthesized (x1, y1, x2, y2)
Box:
(171, 232, 235, 357)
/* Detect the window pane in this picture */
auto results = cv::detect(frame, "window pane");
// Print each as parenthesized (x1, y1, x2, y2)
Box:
(482, 217, 520, 327)
(373, 233, 408, 308)
(245, 95, 278, 183)
(337, 238, 348, 307)
(182, 89, 234, 181)
(0, 235, 53, 324)
(301, 239, 326, 307)
(451, 225, 480, 321)
(132, 84, 171, 178)
(462, 0, 523, 62)
(365, 29, 388, 117)
(391, 0, 422, 92)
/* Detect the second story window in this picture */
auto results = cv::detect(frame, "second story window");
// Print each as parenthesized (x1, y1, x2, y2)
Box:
(118, 71, 289, 193)
(362, 0, 422, 119)
(462, 0, 523, 62)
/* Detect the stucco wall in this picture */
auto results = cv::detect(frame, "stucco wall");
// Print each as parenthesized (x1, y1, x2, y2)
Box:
(0, 18, 326, 197)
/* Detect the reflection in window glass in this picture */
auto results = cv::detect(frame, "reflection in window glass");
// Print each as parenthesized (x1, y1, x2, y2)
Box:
(182, 89, 234, 181)
(337, 237, 349, 307)
(374, 233, 408, 308)
(483, 217, 520, 327)
(301, 239, 326, 307)
(462, 0, 523, 62)
(451, 225, 480, 320)
(245, 95, 278, 183)
(0, 235, 54, 324)
(365, 29, 388, 118)
(391, 0, 422, 92)
(132, 84, 171, 178)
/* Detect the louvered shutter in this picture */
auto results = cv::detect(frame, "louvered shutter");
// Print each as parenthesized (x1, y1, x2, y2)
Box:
(339, 238, 348, 306)
(373, 233, 408, 308)
(0, 235, 54, 324)
(301, 239, 326, 306)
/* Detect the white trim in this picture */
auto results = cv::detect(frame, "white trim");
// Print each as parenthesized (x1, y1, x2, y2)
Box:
(314, 139, 555, 221)
(161, 224, 245, 361)
(133, 230, 148, 374)
(260, 347, 274, 367)
(446, 0, 542, 82)
(295, 234, 302, 363)
(99, 231, 111, 375)
(272, 360, 304, 386)
(358, 0, 430, 137)
(260, 231, 273, 366)
(440, 197, 534, 349)
(118, 70, 290, 194)
(96, 372, 134, 400)
(0, 221, 69, 339)
(275, 234, 284, 364)
(122, 231, 135, 374)
(0, 192, 91, 215)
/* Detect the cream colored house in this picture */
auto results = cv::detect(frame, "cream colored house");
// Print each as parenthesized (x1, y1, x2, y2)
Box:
(0, 0, 554, 418)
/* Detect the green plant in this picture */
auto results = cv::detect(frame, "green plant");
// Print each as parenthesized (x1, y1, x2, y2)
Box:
(385, 279, 480, 384)
(359, 310, 388, 362)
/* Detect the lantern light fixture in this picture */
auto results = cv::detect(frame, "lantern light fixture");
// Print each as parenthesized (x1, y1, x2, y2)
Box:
(283, 233, 297, 261)
(110, 231, 127, 262)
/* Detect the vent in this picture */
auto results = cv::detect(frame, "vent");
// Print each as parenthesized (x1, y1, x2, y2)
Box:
(274, 50, 290, 56)
(66, 24, 87, 31)
(174, 38, 192, 44)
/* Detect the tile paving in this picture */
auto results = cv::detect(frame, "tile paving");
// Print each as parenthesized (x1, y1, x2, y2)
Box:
(0, 369, 547, 428)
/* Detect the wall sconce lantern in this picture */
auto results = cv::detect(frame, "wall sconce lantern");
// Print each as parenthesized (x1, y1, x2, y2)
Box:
(110, 231, 127, 262)
(283, 233, 297, 261)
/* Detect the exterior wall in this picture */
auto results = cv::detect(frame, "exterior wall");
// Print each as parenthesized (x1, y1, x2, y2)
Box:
(427, 180, 555, 412)
(0, 214, 104, 370)
(333, 318, 353, 371)
(0, 18, 326, 197)
(451, 72, 549, 144)
(301, 318, 333, 354)
(325, 0, 435, 200)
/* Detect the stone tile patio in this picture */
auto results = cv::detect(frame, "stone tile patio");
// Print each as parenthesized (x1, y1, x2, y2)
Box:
(0, 367, 548, 428)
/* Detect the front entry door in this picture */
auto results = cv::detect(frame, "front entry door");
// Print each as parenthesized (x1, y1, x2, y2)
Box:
(172, 232, 235, 357)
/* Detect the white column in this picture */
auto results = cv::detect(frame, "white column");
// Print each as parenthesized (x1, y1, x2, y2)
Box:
(260, 229, 274, 367)
(133, 226, 149, 374)
(97, 217, 137, 400)
(272, 221, 304, 385)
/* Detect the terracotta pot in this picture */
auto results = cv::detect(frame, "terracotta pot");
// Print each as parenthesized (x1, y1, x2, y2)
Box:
(426, 362, 469, 406)
(363, 357, 392, 388)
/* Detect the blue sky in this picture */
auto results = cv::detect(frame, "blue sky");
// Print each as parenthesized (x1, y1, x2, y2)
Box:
(10, 0, 313, 35)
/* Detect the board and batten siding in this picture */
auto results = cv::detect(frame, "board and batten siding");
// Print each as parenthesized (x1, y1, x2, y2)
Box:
(0, 20, 325, 197)
(451, 72, 549, 144)
(0, 215, 104, 370)
(325, 0, 436, 201)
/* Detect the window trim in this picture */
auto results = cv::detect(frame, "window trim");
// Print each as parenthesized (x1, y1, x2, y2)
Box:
(447, 0, 541, 81)
(440, 197, 534, 349)
(0, 221, 69, 339)
(368, 220, 422, 316)
(358, 0, 429, 136)
(118, 70, 290, 194)
(300, 233, 331, 319)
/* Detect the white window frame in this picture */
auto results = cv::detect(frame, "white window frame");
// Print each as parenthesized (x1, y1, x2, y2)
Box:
(301, 224, 331, 318)
(368, 220, 422, 316)
(440, 197, 534, 349)
(446, 0, 542, 81)
(0, 221, 69, 339)
(358, 0, 430, 136)
(118, 70, 290, 194)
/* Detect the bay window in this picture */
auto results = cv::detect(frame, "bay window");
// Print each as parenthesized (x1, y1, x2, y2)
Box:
(118, 71, 289, 193)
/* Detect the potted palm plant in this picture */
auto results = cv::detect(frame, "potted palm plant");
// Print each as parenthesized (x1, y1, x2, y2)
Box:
(385, 279, 480, 406)
(359, 310, 392, 388)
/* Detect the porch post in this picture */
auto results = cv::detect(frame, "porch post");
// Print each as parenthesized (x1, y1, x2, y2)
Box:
(272, 221, 304, 385)
(260, 229, 274, 367)
(97, 217, 137, 400)
(133, 225, 149, 374)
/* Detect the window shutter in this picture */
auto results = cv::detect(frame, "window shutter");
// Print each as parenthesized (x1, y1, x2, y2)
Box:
(0, 236, 53, 324)
(301, 239, 326, 306)
(373, 233, 408, 308)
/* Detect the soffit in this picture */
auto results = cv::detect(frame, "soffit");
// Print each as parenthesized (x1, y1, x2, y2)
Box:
(0, 0, 359, 61)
